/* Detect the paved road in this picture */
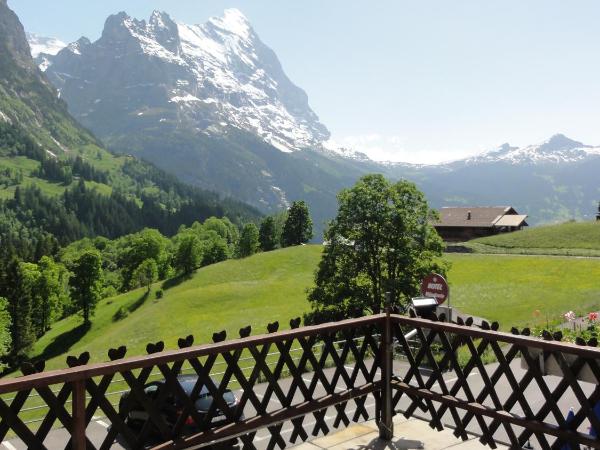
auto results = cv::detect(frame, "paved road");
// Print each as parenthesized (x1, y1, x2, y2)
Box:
(2, 358, 593, 449)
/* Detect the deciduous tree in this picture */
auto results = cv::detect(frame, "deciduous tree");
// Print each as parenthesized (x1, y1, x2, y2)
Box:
(306, 174, 447, 324)
(173, 234, 202, 275)
(35, 256, 69, 334)
(131, 258, 158, 292)
(70, 251, 103, 324)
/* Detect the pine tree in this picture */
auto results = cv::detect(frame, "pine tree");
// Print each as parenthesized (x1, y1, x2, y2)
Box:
(259, 216, 278, 251)
(238, 223, 260, 258)
(282, 201, 313, 247)
(2, 258, 35, 358)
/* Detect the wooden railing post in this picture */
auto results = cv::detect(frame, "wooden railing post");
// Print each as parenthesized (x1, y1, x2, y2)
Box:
(379, 292, 394, 440)
(71, 379, 86, 450)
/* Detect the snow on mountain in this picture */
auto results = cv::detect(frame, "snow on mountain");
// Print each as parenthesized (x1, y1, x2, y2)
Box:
(321, 140, 373, 162)
(26, 32, 66, 57)
(43, 9, 329, 152)
(459, 134, 600, 166)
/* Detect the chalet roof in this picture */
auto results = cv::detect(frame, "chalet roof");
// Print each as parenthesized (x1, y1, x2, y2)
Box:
(434, 206, 526, 228)
(494, 214, 528, 227)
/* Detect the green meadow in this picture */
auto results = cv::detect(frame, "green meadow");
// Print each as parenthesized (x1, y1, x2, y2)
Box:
(30, 246, 600, 371)
(462, 221, 600, 256)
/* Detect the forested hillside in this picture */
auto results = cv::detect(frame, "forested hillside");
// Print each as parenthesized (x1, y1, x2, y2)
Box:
(0, 0, 261, 369)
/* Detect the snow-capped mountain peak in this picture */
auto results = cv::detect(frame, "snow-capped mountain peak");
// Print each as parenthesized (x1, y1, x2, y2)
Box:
(461, 134, 600, 166)
(42, 9, 329, 152)
(65, 37, 91, 56)
(537, 133, 585, 152)
(207, 8, 252, 39)
(26, 32, 66, 58)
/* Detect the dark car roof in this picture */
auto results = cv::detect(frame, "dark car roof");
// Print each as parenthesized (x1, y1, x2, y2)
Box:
(159, 375, 233, 397)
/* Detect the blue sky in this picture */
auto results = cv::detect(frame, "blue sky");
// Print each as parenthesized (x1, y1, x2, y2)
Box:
(10, 1, 600, 163)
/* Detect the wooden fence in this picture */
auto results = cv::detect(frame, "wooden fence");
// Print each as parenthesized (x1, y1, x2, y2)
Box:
(0, 311, 599, 449)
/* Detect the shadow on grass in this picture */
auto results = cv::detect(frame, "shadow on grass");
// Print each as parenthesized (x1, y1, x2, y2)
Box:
(113, 291, 149, 322)
(128, 291, 149, 313)
(161, 273, 193, 291)
(35, 321, 91, 363)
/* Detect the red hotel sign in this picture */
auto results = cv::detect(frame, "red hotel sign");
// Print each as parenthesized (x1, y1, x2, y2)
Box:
(420, 273, 449, 305)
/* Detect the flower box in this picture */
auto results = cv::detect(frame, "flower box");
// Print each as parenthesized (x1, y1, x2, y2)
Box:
(520, 347, 599, 384)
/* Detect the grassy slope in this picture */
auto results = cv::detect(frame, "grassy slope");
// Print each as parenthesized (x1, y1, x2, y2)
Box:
(460, 221, 600, 256)
(30, 245, 600, 371)
(32, 245, 321, 370)
(448, 254, 600, 329)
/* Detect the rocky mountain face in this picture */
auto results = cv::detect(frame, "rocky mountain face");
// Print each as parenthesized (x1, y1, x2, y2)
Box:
(38, 9, 356, 236)
(43, 9, 329, 151)
(0, 0, 260, 246)
(0, 0, 99, 154)
(33, 8, 600, 233)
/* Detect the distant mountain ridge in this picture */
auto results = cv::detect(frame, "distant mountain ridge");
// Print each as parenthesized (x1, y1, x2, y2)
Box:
(455, 134, 600, 167)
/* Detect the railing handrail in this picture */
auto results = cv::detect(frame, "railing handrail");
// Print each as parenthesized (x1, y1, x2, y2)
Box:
(0, 314, 385, 394)
(4, 313, 600, 394)
(391, 314, 600, 358)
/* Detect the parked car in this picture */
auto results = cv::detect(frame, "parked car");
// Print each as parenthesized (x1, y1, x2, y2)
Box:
(118, 375, 241, 434)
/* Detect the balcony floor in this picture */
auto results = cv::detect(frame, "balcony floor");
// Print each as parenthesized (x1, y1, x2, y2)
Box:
(291, 415, 508, 450)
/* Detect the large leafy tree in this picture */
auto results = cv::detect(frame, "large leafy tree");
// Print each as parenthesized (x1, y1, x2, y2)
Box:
(306, 174, 447, 324)
(282, 201, 313, 247)
(119, 228, 167, 289)
(70, 250, 103, 324)
(199, 232, 229, 266)
(204, 216, 239, 254)
(173, 234, 202, 275)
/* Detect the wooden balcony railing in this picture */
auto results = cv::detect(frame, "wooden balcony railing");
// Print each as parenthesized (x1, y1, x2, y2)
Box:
(0, 309, 599, 449)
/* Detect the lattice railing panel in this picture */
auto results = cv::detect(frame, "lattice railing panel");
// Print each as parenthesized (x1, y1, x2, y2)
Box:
(390, 314, 600, 450)
(2, 312, 600, 450)
(0, 316, 383, 450)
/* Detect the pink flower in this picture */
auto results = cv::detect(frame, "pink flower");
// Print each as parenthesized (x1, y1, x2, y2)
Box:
(564, 311, 576, 322)
(589, 312, 598, 322)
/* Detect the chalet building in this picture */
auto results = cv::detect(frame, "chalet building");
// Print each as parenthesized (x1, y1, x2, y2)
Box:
(434, 206, 528, 242)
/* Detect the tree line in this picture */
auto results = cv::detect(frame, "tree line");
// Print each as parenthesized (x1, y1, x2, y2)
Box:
(0, 200, 313, 370)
